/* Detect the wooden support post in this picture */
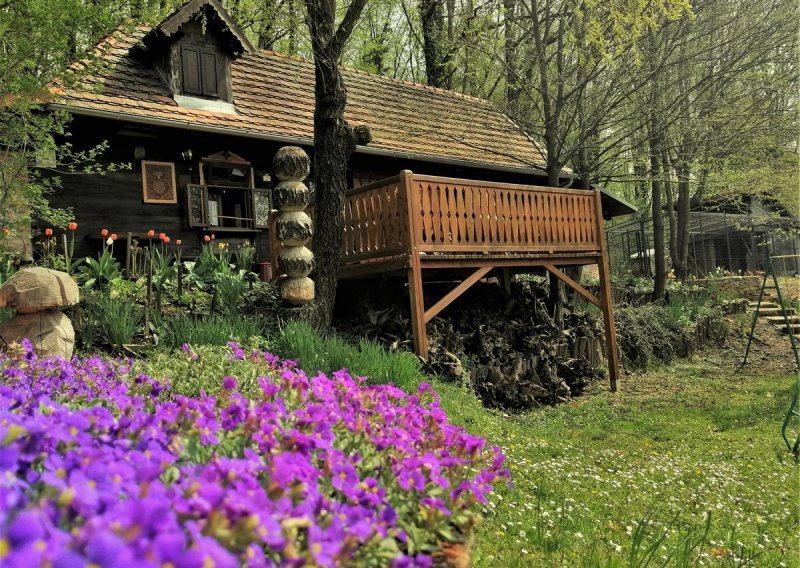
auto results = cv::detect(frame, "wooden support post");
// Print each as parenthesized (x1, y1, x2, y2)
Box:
(145, 247, 153, 343)
(402, 170, 429, 359)
(543, 263, 600, 307)
(425, 266, 492, 323)
(501, 268, 512, 295)
(593, 191, 621, 392)
(125, 232, 132, 278)
(407, 265, 427, 359)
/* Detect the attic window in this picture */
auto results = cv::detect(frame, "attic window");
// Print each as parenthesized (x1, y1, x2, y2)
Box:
(181, 46, 221, 97)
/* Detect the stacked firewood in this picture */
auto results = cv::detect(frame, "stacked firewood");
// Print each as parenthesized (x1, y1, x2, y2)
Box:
(425, 282, 604, 410)
(336, 279, 604, 410)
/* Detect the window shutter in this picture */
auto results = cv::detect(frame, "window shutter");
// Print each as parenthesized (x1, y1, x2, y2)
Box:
(186, 184, 207, 227)
(200, 50, 219, 97)
(181, 47, 202, 95)
(251, 188, 271, 229)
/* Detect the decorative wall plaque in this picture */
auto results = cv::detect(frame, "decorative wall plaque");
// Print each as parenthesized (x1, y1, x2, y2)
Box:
(142, 161, 177, 204)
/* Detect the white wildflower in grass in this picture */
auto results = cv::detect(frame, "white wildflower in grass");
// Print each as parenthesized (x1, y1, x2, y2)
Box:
(466, 364, 797, 567)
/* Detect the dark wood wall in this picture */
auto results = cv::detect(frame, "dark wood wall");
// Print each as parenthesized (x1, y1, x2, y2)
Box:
(47, 115, 552, 261)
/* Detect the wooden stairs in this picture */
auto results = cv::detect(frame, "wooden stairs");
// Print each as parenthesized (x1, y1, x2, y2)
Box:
(749, 300, 800, 341)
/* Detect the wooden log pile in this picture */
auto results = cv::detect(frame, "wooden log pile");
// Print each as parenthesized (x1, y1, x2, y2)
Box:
(335, 279, 605, 410)
(425, 282, 604, 409)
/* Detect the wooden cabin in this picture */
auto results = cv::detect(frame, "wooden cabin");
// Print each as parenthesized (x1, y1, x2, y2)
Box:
(48, 0, 634, 387)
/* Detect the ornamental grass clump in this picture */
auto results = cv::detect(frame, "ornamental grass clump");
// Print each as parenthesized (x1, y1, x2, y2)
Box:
(0, 340, 508, 567)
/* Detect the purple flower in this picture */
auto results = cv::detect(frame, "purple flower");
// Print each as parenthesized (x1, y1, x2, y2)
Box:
(0, 343, 508, 566)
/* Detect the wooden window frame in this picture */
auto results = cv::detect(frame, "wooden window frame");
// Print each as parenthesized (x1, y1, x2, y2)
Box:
(186, 152, 271, 231)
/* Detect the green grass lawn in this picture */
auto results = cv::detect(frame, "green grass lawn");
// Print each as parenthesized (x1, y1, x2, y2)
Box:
(434, 361, 799, 566)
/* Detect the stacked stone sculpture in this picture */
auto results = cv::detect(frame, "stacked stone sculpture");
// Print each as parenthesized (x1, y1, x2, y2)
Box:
(273, 146, 314, 306)
(0, 267, 78, 358)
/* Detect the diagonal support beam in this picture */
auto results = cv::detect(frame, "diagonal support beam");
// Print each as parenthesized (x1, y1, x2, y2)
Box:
(424, 266, 492, 323)
(543, 263, 601, 307)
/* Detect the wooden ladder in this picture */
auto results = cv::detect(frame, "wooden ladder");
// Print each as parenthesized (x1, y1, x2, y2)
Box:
(741, 254, 800, 455)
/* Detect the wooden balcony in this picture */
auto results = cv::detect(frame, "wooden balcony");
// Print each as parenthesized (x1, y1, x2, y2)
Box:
(339, 172, 605, 269)
(322, 171, 619, 389)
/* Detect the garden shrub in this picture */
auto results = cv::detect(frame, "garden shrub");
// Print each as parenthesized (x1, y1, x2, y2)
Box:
(0, 341, 508, 566)
(614, 300, 729, 369)
(272, 322, 423, 392)
(616, 304, 682, 368)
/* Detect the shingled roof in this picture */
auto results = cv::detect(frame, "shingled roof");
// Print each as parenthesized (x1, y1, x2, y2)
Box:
(53, 21, 546, 172)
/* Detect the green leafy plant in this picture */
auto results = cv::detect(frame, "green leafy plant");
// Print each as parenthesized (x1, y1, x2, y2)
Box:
(214, 262, 247, 316)
(272, 321, 423, 392)
(150, 248, 176, 310)
(77, 250, 121, 289)
(82, 295, 141, 350)
(154, 314, 266, 348)
(182, 246, 225, 291)
(233, 245, 255, 272)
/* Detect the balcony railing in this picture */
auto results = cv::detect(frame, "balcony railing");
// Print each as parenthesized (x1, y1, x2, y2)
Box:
(339, 171, 602, 264)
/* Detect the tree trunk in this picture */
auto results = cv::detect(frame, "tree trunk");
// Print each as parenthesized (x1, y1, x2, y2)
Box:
(662, 150, 678, 272)
(674, 156, 692, 280)
(310, 70, 352, 325)
(503, 0, 521, 116)
(288, 0, 299, 55)
(650, 135, 666, 301)
(419, 0, 447, 87)
(304, 0, 369, 327)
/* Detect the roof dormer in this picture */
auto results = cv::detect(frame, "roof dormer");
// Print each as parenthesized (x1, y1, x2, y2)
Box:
(134, 0, 254, 113)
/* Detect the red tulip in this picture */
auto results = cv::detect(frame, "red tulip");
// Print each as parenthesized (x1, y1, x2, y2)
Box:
(45, 228, 53, 236)
(163, 236, 171, 243)
(175, 239, 182, 246)
(147, 229, 155, 238)
(203, 235, 211, 242)
(67, 222, 78, 231)
(110, 233, 117, 241)
(101, 229, 108, 236)
(159, 233, 165, 240)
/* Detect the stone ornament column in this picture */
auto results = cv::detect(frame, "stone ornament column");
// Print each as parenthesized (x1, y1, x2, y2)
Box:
(273, 146, 314, 306)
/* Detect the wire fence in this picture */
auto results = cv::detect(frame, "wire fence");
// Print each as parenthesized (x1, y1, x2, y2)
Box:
(606, 212, 800, 279)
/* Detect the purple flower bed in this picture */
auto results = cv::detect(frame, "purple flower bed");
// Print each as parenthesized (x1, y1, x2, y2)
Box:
(0, 341, 508, 567)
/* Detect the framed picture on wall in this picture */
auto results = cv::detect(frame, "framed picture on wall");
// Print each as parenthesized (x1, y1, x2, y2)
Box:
(142, 161, 177, 204)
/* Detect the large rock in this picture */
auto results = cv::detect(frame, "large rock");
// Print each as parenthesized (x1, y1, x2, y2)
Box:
(0, 310, 75, 359)
(0, 267, 79, 313)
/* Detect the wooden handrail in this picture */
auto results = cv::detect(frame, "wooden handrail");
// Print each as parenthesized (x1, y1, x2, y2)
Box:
(340, 175, 410, 263)
(340, 171, 602, 263)
(406, 173, 601, 255)
(411, 173, 595, 197)
(344, 173, 405, 198)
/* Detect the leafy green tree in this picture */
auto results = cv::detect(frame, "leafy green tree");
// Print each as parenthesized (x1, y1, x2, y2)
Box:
(0, 0, 137, 255)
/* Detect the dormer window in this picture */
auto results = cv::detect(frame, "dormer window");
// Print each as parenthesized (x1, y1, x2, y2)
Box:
(180, 46, 221, 97)
(134, 0, 254, 113)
